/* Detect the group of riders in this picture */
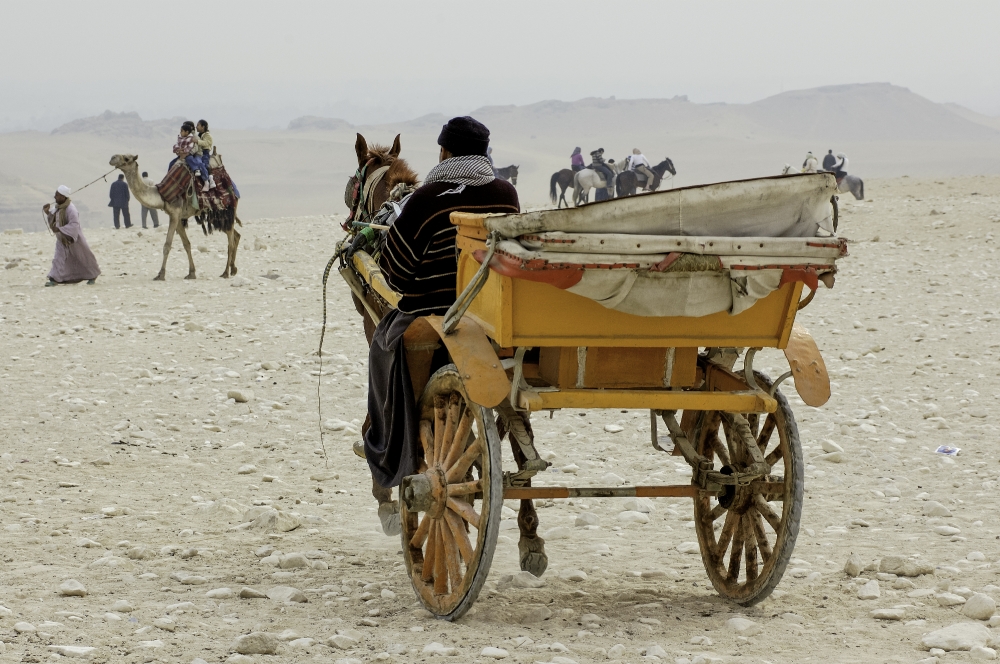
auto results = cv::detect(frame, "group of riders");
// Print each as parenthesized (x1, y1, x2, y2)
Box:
(571, 146, 658, 196)
(799, 149, 849, 180)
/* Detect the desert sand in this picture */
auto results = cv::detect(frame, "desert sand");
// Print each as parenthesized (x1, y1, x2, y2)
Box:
(2, 175, 1000, 663)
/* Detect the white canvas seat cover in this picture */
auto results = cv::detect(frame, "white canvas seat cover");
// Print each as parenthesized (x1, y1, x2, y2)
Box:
(485, 173, 838, 238)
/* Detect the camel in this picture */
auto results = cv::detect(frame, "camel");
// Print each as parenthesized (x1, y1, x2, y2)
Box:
(109, 154, 241, 280)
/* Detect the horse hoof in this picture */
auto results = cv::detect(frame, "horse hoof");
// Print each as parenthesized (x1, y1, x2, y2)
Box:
(230, 266, 237, 276)
(377, 501, 401, 537)
(518, 535, 548, 577)
(220, 272, 230, 279)
(153, 274, 165, 281)
(184, 273, 196, 280)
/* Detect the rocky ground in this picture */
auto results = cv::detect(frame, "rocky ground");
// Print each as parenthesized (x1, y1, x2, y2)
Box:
(2, 176, 1000, 663)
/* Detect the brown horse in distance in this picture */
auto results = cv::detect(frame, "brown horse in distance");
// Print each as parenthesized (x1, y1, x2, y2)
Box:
(615, 157, 677, 198)
(549, 168, 577, 208)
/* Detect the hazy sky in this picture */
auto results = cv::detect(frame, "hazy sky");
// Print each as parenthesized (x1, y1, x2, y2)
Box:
(2, 0, 998, 131)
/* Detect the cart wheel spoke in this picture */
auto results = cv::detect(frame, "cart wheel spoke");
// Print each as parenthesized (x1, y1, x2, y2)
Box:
(728, 522, 745, 581)
(433, 396, 447, 464)
(743, 515, 759, 581)
(410, 513, 432, 549)
(443, 409, 474, 471)
(702, 502, 727, 525)
(757, 413, 777, 451)
(749, 507, 773, 563)
(764, 446, 783, 470)
(446, 438, 483, 484)
(447, 479, 482, 496)
(433, 522, 449, 595)
(447, 496, 481, 527)
(421, 521, 438, 583)
(754, 493, 782, 531)
(419, 420, 434, 465)
(441, 394, 460, 463)
(715, 510, 738, 559)
(445, 509, 475, 565)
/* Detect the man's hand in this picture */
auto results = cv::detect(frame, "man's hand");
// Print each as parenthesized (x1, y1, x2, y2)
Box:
(43, 203, 51, 213)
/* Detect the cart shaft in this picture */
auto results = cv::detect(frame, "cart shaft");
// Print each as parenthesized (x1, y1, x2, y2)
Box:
(503, 485, 701, 499)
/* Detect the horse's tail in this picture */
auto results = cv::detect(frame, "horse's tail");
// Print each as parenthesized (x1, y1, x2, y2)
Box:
(550, 172, 558, 204)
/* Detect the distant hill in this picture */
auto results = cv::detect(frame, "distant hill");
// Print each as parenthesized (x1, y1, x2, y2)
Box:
(52, 110, 185, 139)
(943, 103, 1000, 132)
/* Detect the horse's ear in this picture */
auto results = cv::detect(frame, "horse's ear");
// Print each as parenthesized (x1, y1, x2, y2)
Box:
(355, 134, 368, 166)
(389, 134, 401, 158)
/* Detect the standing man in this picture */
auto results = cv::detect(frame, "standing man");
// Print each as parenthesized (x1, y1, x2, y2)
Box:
(361, 116, 520, 535)
(822, 149, 836, 172)
(43, 185, 101, 286)
(140, 171, 159, 229)
(109, 173, 131, 229)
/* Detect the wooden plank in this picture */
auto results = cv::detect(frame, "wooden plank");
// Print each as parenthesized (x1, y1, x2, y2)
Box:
(526, 389, 776, 413)
(504, 485, 700, 499)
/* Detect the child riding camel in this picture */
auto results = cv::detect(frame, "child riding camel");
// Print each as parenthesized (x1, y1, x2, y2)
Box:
(196, 120, 216, 191)
(170, 121, 213, 192)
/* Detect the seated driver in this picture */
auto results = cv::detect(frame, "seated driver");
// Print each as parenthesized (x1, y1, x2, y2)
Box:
(363, 116, 520, 534)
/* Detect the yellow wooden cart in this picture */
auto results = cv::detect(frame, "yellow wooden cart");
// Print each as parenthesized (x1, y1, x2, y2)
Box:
(341, 174, 843, 620)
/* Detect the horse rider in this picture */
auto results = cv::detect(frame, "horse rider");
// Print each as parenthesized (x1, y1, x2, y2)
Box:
(589, 148, 616, 197)
(570, 147, 585, 172)
(822, 149, 837, 172)
(360, 116, 520, 535)
(801, 152, 819, 173)
(830, 152, 848, 181)
(628, 148, 656, 190)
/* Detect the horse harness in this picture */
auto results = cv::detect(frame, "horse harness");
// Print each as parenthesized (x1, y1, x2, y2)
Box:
(344, 159, 391, 228)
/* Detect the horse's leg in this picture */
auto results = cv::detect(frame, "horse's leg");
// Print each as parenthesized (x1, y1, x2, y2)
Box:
(496, 414, 547, 577)
(372, 478, 400, 536)
(176, 220, 197, 279)
(154, 215, 179, 280)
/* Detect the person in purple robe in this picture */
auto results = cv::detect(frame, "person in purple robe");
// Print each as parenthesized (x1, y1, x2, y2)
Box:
(43, 185, 101, 286)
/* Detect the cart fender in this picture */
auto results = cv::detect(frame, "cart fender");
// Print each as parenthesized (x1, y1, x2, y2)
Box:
(413, 315, 510, 408)
(782, 323, 830, 407)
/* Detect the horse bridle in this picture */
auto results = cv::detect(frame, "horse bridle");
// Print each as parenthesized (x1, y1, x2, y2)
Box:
(343, 159, 390, 230)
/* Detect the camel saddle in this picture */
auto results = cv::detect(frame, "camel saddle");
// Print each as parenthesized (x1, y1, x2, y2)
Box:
(157, 154, 236, 211)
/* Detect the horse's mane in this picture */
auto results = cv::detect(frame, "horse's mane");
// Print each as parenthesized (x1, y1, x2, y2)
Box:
(365, 142, 419, 187)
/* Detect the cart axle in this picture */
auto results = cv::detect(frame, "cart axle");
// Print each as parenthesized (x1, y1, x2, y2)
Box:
(503, 485, 704, 499)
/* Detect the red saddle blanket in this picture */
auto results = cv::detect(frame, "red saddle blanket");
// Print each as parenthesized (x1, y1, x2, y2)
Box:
(157, 162, 236, 212)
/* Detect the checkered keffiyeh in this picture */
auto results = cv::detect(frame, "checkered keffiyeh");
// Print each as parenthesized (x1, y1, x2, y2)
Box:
(422, 155, 496, 187)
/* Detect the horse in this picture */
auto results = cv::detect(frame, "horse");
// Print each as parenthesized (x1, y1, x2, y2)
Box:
(837, 174, 864, 200)
(573, 167, 618, 205)
(495, 164, 518, 186)
(615, 158, 677, 197)
(780, 165, 864, 200)
(549, 169, 577, 208)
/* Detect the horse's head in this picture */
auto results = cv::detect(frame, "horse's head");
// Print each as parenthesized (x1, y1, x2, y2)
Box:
(509, 165, 518, 186)
(657, 157, 676, 176)
(109, 154, 138, 169)
(345, 133, 418, 228)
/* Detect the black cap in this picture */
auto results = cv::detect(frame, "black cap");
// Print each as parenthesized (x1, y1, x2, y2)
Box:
(437, 116, 490, 157)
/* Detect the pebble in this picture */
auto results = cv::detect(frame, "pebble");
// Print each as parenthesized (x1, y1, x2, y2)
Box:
(153, 618, 176, 632)
(110, 600, 133, 612)
(266, 586, 308, 603)
(423, 642, 458, 656)
(381, 588, 396, 600)
(239, 587, 267, 599)
(515, 604, 553, 624)
(607, 644, 626, 658)
(481, 646, 509, 659)
(921, 622, 992, 651)
(232, 632, 279, 655)
(558, 569, 587, 582)
(972, 647, 999, 661)
(923, 501, 953, 517)
(871, 608, 905, 620)
(47, 645, 95, 659)
(59, 579, 87, 596)
(503, 571, 546, 589)
(934, 525, 961, 536)
(289, 638, 315, 648)
(725, 617, 762, 636)
(328, 634, 359, 649)
(227, 655, 254, 664)
(206, 587, 234, 599)
(543, 526, 572, 540)
(677, 542, 700, 554)
(857, 579, 881, 600)
(247, 508, 301, 533)
(821, 439, 844, 453)
(617, 510, 649, 524)
(963, 593, 997, 620)
(228, 389, 254, 403)
(278, 553, 310, 569)
(937, 593, 968, 607)
(575, 512, 599, 527)
(600, 473, 625, 485)
(603, 424, 624, 433)
(622, 497, 655, 513)
(844, 552, 864, 577)
(238, 464, 257, 475)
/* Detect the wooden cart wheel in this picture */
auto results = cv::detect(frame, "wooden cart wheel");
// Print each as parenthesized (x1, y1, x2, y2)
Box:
(691, 371, 803, 606)
(399, 364, 503, 620)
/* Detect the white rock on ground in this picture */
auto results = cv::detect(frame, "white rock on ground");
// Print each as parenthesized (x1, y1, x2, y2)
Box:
(844, 552, 864, 577)
(725, 617, 762, 636)
(857, 579, 881, 600)
(921, 622, 992, 651)
(481, 646, 509, 659)
(963, 593, 997, 620)
(231, 632, 279, 655)
(58, 579, 87, 596)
